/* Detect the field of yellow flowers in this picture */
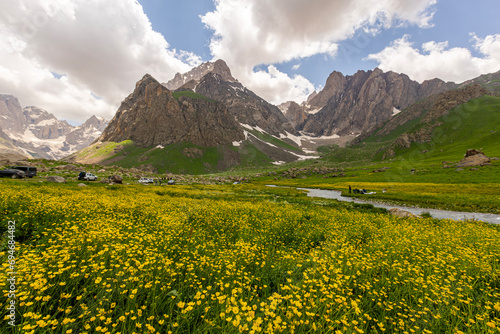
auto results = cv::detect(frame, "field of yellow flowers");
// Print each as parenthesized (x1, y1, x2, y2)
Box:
(1, 181, 500, 333)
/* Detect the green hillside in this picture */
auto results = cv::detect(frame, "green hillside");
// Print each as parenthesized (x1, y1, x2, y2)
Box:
(319, 95, 500, 166)
(66, 126, 309, 174)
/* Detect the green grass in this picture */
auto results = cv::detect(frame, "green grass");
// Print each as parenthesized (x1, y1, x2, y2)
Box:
(172, 90, 215, 102)
(246, 129, 302, 152)
(104, 142, 223, 174)
(317, 142, 387, 164)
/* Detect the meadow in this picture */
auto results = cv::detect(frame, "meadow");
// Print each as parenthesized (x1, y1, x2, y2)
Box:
(1, 181, 500, 333)
(251, 158, 500, 214)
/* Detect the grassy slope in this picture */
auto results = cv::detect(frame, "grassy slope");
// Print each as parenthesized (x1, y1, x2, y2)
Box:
(319, 95, 500, 165)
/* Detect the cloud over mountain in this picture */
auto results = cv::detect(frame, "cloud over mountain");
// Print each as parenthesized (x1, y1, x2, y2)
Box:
(201, 0, 438, 104)
(0, 0, 201, 122)
(367, 34, 500, 83)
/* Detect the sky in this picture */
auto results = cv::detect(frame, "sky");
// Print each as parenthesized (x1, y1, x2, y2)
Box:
(1, 0, 499, 125)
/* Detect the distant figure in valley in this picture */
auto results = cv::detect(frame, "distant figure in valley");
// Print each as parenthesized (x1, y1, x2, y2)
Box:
(349, 185, 352, 194)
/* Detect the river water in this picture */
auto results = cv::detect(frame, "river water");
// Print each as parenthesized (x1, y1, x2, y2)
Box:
(267, 185, 500, 224)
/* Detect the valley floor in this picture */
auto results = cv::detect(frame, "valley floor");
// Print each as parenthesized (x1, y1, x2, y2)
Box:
(1, 180, 499, 333)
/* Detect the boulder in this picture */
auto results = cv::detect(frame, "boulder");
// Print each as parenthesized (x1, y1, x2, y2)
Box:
(77, 183, 87, 187)
(465, 149, 484, 157)
(46, 176, 66, 183)
(109, 175, 123, 184)
(388, 208, 418, 218)
(456, 152, 491, 167)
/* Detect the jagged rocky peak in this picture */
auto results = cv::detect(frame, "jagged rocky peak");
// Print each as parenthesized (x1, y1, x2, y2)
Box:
(299, 67, 457, 136)
(0, 94, 109, 160)
(0, 94, 26, 133)
(307, 71, 346, 111)
(194, 71, 297, 137)
(164, 59, 236, 91)
(98, 73, 244, 148)
(81, 115, 107, 129)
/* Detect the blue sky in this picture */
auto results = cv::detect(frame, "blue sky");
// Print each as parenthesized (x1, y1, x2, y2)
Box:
(1, 0, 499, 122)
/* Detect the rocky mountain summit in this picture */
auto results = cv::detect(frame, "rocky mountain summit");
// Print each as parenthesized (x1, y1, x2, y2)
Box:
(193, 73, 296, 137)
(170, 60, 297, 137)
(0, 94, 107, 160)
(164, 59, 237, 91)
(99, 74, 244, 147)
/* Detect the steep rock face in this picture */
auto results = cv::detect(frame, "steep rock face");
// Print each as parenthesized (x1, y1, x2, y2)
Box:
(306, 71, 346, 112)
(164, 59, 237, 91)
(193, 73, 296, 136)
(0, 95, 27, 133)
(279, 101, 308, 128)
(300, 68, 455, 136)
(99, 74, 244, 147)
(23, 106, 73, 140)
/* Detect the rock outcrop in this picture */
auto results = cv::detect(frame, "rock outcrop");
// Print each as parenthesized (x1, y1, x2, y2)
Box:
(456, 149, 491, 167)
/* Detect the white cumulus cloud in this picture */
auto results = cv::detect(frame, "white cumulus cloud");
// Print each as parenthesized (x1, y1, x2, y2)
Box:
(367, 34, 500, 83)
(202, 0, 437, 104)
(0, 0, 201, 122)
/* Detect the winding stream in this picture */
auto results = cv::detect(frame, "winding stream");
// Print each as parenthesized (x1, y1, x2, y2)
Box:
(267, 185, 500, 224)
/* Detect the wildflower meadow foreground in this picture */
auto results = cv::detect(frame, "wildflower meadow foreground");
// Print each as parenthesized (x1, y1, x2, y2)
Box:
(1, 182, 500, 333)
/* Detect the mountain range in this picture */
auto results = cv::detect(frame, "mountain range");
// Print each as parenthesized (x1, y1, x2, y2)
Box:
(0, 94, 107, 161)
(2, 59, 499, 172)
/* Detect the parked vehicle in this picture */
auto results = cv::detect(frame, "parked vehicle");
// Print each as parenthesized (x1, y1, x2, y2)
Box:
(138, 177, 154, 184)
(0, 168, 25, 179)
(167, 179, 176, 185)
(10, 166, 37, 178)
(78, 172, 98, 181)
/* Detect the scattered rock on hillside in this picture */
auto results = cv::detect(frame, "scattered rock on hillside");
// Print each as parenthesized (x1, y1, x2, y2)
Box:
(388, 208, 418, 218)
(56, 164, 78, 171)
(140, 164, 158, 174)
(47, 175, 66, 183)
(109, 175, 123, 184)
(456, 149, 491, 167)
(78, 183, 87, 187)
